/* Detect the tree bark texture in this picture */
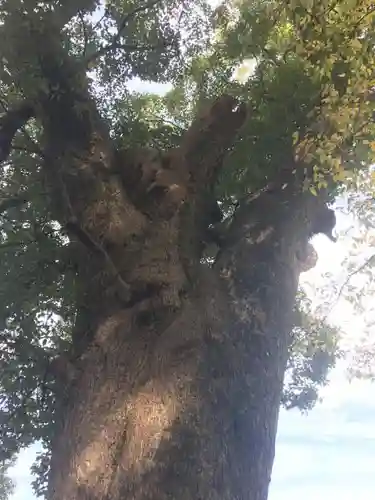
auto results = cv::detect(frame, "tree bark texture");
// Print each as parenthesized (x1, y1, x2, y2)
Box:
(0, 9, 335, 500)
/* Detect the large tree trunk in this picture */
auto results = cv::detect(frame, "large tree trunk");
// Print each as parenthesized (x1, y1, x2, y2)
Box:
(47, 192, 310, 500)
(0, 8, 335, 500)
(46, 183, 324, 500)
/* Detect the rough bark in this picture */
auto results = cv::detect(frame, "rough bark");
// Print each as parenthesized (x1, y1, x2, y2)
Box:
(0, 8, 336, 500)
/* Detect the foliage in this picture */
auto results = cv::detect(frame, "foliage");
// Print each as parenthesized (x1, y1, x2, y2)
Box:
(0, 0, 375, 495)
(319, 169, 375, 381)
(0, 459, 15, 500)
(283, 290, 342, 411)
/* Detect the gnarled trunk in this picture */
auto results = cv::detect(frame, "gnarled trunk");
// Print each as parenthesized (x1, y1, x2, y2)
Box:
(47, 184, 324, 500)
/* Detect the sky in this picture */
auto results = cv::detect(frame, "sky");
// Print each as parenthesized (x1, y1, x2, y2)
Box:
(271, 380, 375, 500)
(270, 209, 375, 500)
(10, 380, 375, 500)
(7, 1, 375, 498)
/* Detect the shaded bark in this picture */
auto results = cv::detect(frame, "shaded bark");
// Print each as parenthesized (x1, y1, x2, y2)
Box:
(0, 7, 337, 500)
(45, 184, 330, 500)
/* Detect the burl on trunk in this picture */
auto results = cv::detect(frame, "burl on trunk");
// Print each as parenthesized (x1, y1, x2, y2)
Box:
(0, 11, 335, 500)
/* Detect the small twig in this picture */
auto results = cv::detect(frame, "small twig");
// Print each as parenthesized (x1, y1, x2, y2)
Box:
(323, 253, 375, 320)
(0, 240, 29, 251)
(336, 253, 375, 304)
(354, 5, 375, 31)
(54, 161, 130, 300)
(66, 218, 130, 300)
(11, 144, 43, 157)
(0, 386, 36, 430)
(113, 41, 172, 52)
(0, 195, 28, 214)
(78, 11, 90, 57)
(91, 8, 109, 32)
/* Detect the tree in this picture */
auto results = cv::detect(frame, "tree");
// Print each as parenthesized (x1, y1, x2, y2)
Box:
(0, 0, 374, 499)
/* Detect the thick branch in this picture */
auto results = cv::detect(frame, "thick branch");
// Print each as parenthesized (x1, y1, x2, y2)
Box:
(166, 95, 246, 275)
(0, 103, 34, 164)
(215, 184, 334, 283)
(2, 10, 147, 251)
(180, 95, 247, 186)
